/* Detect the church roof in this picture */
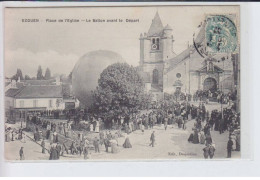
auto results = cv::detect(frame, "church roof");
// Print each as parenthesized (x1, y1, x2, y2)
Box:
(164, 24, 172, 30)
(147, 12, 164, 37)
(164, 46, 196, 74)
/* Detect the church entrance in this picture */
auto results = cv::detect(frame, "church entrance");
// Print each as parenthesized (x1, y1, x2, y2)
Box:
(203, 77, 217, 92)
(152, 69, 159, 84)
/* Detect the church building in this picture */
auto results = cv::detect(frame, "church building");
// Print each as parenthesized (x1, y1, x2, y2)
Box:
(139, 12, 236, 101)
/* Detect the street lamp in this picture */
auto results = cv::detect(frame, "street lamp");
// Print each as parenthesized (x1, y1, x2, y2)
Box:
(220, 56, 227, 119)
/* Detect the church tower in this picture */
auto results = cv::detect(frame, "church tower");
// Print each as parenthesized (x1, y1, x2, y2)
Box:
(139, 12, 175, 95)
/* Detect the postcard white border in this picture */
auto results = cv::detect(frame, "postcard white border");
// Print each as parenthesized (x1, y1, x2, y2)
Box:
(0, 1, 259, 177)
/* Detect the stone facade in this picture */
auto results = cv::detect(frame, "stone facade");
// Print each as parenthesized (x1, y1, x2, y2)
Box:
(139, 12, 235, 101)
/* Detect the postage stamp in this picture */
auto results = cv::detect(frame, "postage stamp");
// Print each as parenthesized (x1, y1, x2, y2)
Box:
(205, 15, 238, 54)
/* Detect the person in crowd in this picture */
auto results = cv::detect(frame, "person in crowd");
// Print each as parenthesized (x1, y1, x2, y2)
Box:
(236, 132, 240, 151)
(164, 116, 168, 131)
(209, 144, 216, 159)
(95, 119, 100, 133)
(49, 143, 58, 160)
(70, 141, 77, 155)
(83, 146, 90, 160)
(19, 147, 24, 160)
(177, 117, 183, 129)
(93, 137, 100, 153)
(62, 142, 69, 155)
(199, 131, 206, 145)
(56, 142, 62, 159)
(104, 137, 110, 153)
(192, 128, 200, 144)
(188, 133, 194, 143)
(41, 139, 45, 154)
(123, 133, 132, 148)
(149, 131, 155, 147)
(205, 133, 212, 146)
(99, 131, 105, 146)
(203, 144, 210, 159)
(90, 123, 94, 132)
(110, 138, 120, 153)
(227, 136, 233, 158)
(183, 118, 187, 130)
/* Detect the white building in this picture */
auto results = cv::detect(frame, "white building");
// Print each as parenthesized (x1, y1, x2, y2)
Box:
(5, 78, 79, 112)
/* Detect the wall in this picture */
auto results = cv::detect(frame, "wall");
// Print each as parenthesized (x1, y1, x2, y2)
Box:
(5, 97, 15, 110)
(142, 63, 164, 87)
(15, 98, 65, 110)
(164, 59, 191, 94)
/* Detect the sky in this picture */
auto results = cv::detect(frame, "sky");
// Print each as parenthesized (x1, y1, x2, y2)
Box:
(4, 6, 239, 77)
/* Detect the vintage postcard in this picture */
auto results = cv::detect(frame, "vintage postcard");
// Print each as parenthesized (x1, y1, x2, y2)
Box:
(4, 5, 240, 161)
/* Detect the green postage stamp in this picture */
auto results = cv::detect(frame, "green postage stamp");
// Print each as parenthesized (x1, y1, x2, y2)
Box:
(205, 15, 238, 54)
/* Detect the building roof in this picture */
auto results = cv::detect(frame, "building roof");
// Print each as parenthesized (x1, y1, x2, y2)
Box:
(147, 12, 164, 37)
(5, 82, 11, 87)
(5, 88, 24, 97)
(14, 85, 63, 98)
(164, 24, 172, 30)
(21, 79, 55, 86)
(165, 46, 195, 74)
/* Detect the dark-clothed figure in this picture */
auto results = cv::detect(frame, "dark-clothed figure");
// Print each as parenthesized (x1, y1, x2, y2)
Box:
(192, 129, 199, 144)
(149, 131, 155, 147)
(209, 144, 216, 159)
(104, 138, 110, 152)
(188, 133, 194, 143)
(123, 135, 132, 148)
(41, 139, 45, 154)
(227, 137, 233, 158)
(49, 145, 58, 160)
(56, 143, 62, 159)
(19, 147, 24, 160)
(93, 137, 100, 153)
(203, 145, 210, 159)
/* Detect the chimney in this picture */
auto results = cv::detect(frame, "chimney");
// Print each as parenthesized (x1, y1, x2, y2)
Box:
(11, 79, 17, 88)
(56, 76, 61, 85)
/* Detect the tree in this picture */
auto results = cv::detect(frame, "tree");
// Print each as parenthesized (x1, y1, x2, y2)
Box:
(24, 75, 31, 80)
(11, 68, 24, 81)
(68, 72, 72, 83)
(44, 68, 51, 80)
(92, 63, 151, 119)
(37, 66, 44, 80)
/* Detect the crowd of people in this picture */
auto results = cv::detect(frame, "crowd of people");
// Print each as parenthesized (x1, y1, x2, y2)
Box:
(5, 90, 240, 160)
(187, 101, 240, 158)
(193, 89, 237, 105)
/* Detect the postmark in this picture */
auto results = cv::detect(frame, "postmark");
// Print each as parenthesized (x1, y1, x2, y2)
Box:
(205, 15, 237, 54)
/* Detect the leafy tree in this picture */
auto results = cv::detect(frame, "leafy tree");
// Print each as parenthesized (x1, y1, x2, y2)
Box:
(68, 72, 72, 83)
(24, 75, 31, 80)
(92, 63, 151, 118)
(11, 68, 24, 81)
(37, 66, 44, 80)
(44, 68, 51, 80)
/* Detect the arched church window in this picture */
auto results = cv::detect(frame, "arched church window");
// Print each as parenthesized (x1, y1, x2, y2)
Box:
(151, 38, 160, 50)
(209, 62, 214, 72)
(156, 38, 160, 50)
(152, 69, 159, 84)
